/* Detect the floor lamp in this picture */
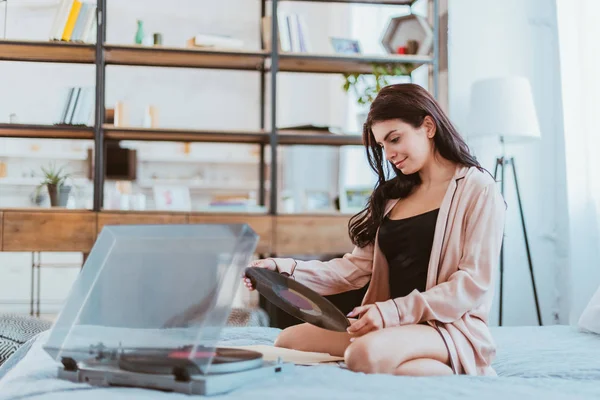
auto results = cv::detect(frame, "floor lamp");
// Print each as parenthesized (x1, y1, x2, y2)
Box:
(467, 76, 543, 326)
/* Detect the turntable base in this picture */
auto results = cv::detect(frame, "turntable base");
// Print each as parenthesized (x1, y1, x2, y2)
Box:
(57, 345, 293, 396)
(58, 361, 291, 396)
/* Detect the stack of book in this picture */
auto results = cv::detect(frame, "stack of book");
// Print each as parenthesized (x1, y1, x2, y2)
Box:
(55, 87, 95, 126)
(186, 34, 245, 50)
(279, 12, 311, 53)
(49, 0, 97, 43)
(262, 12, 311, 53)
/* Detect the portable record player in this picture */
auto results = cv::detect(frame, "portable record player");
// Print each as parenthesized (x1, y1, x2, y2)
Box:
(42, 224, 293, 396)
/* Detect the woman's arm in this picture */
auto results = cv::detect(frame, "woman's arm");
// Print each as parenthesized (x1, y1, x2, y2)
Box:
(375, 182, 506, 327)
(269, 244, 374, 296)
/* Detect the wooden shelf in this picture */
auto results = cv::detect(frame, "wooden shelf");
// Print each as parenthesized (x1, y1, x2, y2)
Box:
(103, 126, 363, 146)
(103, 125, 269, 144)
(0, 209, 353, 254)
(0, 40, 429, 76)
(103, 127, 362, 146)
(0, 123, 94, 140)
(278, 53, 431, 74)
(281, 0, 414, 4)
(0, 40, 95, 64)
(278, 131, 362, 146)
(105, 44, 268, 70)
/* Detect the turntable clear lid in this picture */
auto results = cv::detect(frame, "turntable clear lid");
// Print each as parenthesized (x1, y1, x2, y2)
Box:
(42, 223, 259, 374)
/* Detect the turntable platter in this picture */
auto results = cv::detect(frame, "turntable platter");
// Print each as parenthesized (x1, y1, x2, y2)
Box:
(118, 346, 264, 376)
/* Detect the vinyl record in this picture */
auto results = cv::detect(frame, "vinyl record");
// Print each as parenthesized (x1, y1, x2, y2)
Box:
(245, 267, 350, 332)
(118, 346, 263, 375)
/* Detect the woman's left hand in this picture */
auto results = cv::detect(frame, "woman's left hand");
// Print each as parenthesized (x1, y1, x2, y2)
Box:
(346, 304, 384, 339)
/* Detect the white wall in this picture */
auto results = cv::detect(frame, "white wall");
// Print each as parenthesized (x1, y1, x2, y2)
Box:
(555, 0, 600, 324)
(448, 0, 569, 326)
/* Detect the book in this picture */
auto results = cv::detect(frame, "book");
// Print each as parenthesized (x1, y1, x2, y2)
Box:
(187, 34, 244, 49)
(49, 0, 97, 43)
(220, 345, 345, 366)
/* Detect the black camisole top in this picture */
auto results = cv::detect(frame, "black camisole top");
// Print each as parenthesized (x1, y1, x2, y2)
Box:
(378, 208, 440, 299)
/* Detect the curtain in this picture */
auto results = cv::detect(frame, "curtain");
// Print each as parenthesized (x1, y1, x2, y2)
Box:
(556, 0, 600, 323)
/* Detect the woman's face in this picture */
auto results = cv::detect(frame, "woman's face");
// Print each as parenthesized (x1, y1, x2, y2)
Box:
(371, 117, 436, 175)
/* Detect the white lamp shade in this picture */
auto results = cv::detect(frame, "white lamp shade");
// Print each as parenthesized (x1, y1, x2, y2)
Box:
(467, 76, 541, 142)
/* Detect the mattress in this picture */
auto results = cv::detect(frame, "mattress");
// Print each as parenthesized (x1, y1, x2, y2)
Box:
(0, 325, 599, 400)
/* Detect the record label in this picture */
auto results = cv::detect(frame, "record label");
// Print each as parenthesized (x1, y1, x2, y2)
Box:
(274, 285, 323, 317)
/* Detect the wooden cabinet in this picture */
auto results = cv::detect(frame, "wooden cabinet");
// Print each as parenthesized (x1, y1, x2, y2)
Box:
(275, 214, 354, 255)
(189, 214, 273, 254)
(0, 210, 356, 255)
(2, 210, 96, 252)
(97, 212, 188, 233)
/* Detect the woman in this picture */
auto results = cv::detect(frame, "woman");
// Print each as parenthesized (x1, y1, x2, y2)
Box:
(243, 83, 506, 377)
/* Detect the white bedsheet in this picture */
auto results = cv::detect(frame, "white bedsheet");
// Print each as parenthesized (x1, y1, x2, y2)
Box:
(492, 325, 600, 379)
(0, 325, 599, 400)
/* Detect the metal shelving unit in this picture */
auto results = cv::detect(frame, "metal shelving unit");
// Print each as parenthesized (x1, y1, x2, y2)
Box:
(0, 0, 440, 215)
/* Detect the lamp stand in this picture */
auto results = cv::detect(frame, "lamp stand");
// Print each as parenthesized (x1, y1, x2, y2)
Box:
(493, 155, 542, 326)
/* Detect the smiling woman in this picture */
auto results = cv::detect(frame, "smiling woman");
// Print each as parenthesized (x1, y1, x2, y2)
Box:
(243, 83, 506, 377)
(351, 83, 482, 248)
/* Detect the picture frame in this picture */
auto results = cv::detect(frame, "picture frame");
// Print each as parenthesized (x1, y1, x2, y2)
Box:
(330, 37, 362, 55)
(339, 185, 373, 213)
(152, 185, 191, 211)
(303, 189, 334, 212)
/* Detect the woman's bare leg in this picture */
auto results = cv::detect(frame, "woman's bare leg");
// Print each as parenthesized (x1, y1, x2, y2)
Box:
(274, 322, 352, 357)
(275, 322, 454, 376)
(394, 358, 453, 376)
(344, 324, 453, 376)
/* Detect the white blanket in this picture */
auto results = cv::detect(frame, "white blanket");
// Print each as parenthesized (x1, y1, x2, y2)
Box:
(0, 325, 599, 400)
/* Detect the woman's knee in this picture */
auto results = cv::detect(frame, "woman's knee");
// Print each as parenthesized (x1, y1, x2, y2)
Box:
(344, 333, 385, 374)
(273, 323, 351, 356)
(273, 325, 301, 349)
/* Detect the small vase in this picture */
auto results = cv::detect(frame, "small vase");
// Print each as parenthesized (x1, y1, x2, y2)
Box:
(135, 20, 144, 45)
(58, 185, 72, 207)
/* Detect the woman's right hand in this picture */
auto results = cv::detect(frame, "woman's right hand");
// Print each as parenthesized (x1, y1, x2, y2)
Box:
(242, 259, 277, 291)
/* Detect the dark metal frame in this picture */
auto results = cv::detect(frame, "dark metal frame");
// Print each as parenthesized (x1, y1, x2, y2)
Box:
(259, 0, 267, 207)
(269, 0, 280, 215)
(494, 156, 543, 326)
(30, 252, 39, 317)
(29, 252, 84, 317)
(93, 0, 107, 211)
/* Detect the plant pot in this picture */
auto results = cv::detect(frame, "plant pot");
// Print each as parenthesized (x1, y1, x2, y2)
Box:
(46, 184, 58, 207)
(46, 184, 71, 207)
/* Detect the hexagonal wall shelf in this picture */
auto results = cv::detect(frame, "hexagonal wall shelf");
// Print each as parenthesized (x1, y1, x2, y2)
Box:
(381, 14, 433, 56)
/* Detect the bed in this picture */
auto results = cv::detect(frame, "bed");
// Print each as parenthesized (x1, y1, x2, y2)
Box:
(0, 324, 599, 400)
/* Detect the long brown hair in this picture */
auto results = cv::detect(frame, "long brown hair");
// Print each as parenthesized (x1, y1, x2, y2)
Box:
(348, 83, 481, 248)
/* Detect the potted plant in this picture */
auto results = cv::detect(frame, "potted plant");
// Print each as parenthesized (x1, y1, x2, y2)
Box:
(37, 163, 72, 207)
(342, 63, 415, 128)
